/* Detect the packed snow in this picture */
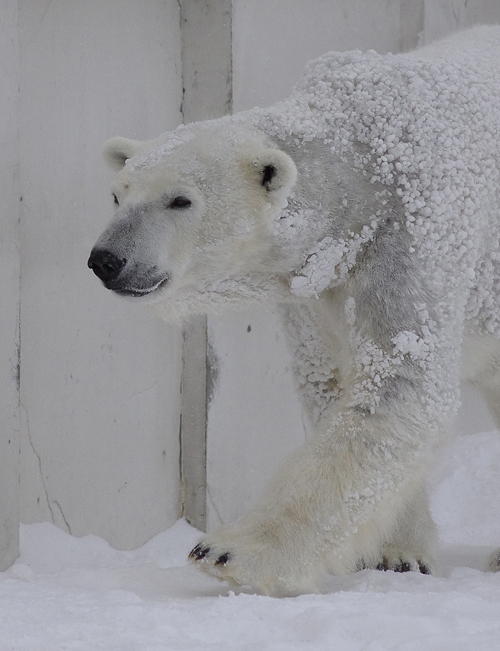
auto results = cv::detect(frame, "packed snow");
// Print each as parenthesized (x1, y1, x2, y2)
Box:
(1, 428, 500, 650)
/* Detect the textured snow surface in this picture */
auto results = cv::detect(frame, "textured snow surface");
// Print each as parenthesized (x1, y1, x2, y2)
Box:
(2, 430, 500, 650)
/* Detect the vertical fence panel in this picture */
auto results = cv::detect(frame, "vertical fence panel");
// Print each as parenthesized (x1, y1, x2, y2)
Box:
(204, 0, 500, 530)
(0, 0, 20, 570)
(206, 0, 429, 530)
(18, 0, 184, 549)
(178, 0, 233, 532)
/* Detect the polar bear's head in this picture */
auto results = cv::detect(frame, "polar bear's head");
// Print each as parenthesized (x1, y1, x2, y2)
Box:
(88, 125, 298, 318)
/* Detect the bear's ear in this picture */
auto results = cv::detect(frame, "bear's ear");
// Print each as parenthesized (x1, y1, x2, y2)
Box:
(101, 137, 144, 171)
(249, 149, 297, 196)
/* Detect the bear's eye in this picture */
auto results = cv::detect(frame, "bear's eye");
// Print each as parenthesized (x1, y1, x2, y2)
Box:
(169, 196, 192, 209)
(261, 164, 277, 189)
(112, 193, 119, 206)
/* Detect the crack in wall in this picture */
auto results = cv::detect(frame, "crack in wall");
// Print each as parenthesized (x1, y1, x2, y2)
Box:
(20, 402, 55, 525)
(53, 500, 71, 534)
(206, 484, 224, 528)
(117, 374, 164, 410)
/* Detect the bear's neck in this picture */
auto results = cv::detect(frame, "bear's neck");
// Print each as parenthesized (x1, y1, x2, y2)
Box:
(271, 139, 396, 283)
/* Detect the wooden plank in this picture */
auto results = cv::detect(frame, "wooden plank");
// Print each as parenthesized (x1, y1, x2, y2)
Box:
(180, 318, 208, 530)
(179, 0, 233, 531)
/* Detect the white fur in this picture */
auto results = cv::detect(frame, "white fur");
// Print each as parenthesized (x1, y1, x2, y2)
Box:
(90, 27, 500, 596)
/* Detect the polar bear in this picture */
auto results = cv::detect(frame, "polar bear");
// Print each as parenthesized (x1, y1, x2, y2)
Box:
(89, 26, 500, 596)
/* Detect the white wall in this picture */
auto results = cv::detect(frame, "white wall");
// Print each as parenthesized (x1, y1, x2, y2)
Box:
(232, 0, 423, 111)
(424, 0, 500, 44)
(18, 0, 184, 549)
(2, 0, 498, 559)
(206, 309, 308, 529)
(206, 0, 500, 530)
(0, 0, 20, 570)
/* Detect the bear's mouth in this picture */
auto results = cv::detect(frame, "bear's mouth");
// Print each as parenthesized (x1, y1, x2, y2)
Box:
(113, 275, 170, 298)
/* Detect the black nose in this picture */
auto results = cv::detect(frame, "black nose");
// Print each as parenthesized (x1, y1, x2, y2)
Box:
(88, 249, 126, 283)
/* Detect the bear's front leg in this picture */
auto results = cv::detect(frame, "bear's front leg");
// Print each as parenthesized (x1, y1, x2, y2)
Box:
(189, 337, 460, 594)
(189, 240, 463, 594)
(188, 399, 438, 596)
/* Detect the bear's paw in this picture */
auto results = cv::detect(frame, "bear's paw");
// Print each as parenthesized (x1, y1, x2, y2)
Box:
(188, 520, 324, 596)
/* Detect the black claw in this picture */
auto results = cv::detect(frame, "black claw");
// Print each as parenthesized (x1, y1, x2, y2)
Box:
(378, 558, 414, 573)
(418, 561, 431, 575)
(215, 552, 231, 566)
(189, 543, 210, 560)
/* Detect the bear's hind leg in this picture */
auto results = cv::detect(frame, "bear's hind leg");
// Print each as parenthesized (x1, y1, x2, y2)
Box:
(358, 484, 436, 575)
(465, 335, 500, 572)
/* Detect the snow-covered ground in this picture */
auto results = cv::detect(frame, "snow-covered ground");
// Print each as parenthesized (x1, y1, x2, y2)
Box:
(2, 430, 500, 650)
